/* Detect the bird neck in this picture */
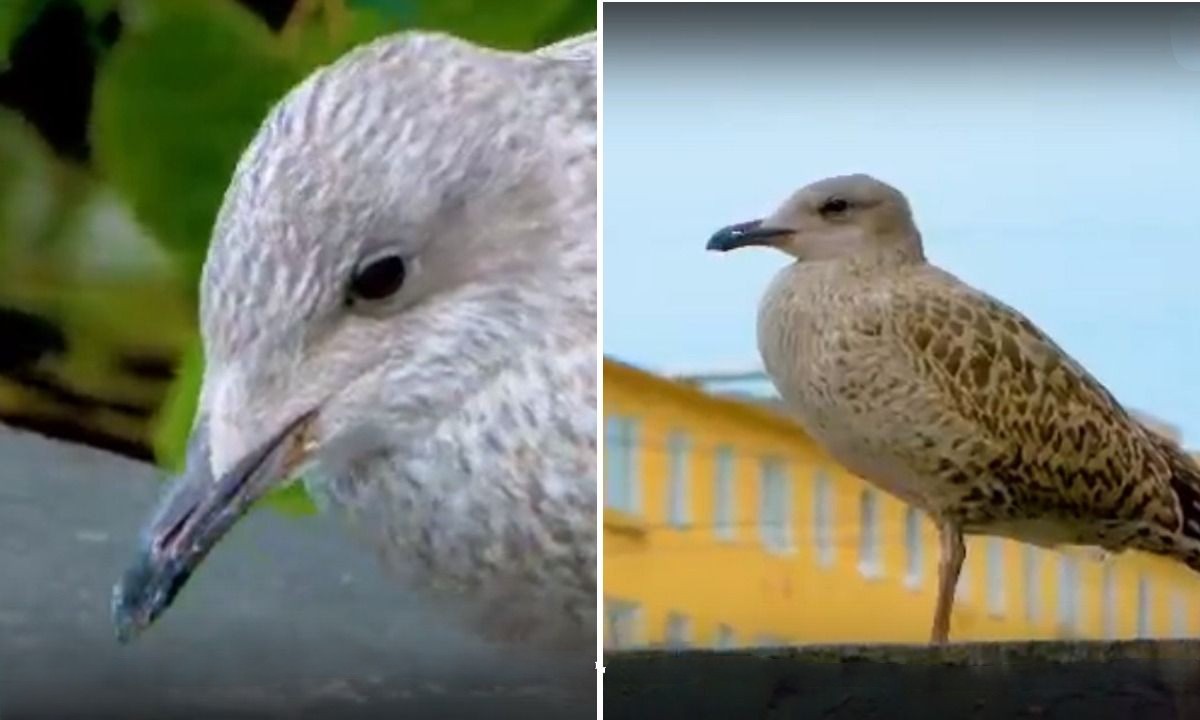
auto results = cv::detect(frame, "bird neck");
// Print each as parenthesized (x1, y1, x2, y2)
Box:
(845, 234, 926, 273)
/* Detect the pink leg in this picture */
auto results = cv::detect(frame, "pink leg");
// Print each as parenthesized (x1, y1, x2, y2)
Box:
(932, 521, 965, 644)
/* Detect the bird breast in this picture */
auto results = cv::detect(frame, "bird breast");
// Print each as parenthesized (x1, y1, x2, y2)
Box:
(755, 261, 936, 510)
(309, 352, 596, 652)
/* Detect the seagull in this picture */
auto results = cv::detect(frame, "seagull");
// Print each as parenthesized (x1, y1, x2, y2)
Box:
(707, 173, 1200, 643)
(112, 30, 597, 659)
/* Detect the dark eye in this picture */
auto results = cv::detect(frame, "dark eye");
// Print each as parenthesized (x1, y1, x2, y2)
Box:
(819, 197, 850, 216)
(349, 255, 406, 301)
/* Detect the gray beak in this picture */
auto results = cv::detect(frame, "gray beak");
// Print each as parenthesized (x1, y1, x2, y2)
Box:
(111, 412, 313, 642)
(706, 219, 792, 252)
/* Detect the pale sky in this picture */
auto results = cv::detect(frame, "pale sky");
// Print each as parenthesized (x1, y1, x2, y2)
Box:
(603, 5, 1200, 443)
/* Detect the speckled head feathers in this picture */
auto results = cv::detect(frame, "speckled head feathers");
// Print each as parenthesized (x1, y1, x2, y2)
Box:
(115, 31, 597, 652)
(182, 30, 597, 482)
(200, 32, 594, 367)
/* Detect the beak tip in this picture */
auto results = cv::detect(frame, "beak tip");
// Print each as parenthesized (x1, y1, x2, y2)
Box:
(113, 617, 138, 644)
(110, 546, 172, 644)
(110, 576, 143, 643)
(705, 235, 731, 252)
(706, 220, 774, 253)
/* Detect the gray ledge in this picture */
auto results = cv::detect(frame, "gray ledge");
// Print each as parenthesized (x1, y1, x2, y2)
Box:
(605, 640, 1200, 719)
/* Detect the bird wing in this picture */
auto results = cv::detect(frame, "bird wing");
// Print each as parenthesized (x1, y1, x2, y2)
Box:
(870, 265, 1183, 533)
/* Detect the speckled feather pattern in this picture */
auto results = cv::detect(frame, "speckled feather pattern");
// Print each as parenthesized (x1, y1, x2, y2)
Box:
(755, 175, 1200, 572)
(192, 32, 596, 653)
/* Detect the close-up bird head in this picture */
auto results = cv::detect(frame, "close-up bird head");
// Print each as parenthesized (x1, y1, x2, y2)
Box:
(111, 32, 595, 641)
(706, 173, 924, 263)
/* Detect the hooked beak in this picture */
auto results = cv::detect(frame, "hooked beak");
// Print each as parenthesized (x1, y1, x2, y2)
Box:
(111, 411, 316, 642)
(706, 219, 792, 252)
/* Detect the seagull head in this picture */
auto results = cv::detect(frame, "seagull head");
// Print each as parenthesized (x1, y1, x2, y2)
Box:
(112, 32, 595, 641)
(706, 173, 924, 262)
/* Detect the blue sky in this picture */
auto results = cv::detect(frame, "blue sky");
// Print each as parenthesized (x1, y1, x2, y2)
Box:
(603, 6, 1200, 442)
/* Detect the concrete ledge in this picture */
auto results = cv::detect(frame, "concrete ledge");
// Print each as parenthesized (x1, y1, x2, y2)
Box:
(605, 641, 1200, 719)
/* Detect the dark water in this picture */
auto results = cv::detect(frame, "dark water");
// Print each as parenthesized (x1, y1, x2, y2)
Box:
(0, 426, 594, 719)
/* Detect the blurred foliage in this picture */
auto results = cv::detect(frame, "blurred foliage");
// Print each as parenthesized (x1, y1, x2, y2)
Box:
(0, 0, 107, 67)
(93, 0, 302, 285)
(0, 0, 593, 519)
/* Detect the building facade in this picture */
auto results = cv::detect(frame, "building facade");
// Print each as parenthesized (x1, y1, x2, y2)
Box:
(603, 357, 1200, 650)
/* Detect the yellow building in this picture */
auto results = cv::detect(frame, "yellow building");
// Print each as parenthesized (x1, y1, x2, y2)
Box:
(603, 356, 1200, 650)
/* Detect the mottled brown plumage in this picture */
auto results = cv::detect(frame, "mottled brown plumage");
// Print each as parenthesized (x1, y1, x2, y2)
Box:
(707, 173, 1200, 643)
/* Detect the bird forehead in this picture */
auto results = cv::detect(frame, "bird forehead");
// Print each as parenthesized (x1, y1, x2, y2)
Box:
(794, 174, 905, 210)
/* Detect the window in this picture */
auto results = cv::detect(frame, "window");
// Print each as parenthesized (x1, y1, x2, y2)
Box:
(858, 489, 881, 576)
(813, 469, 834, 566)
(1057, 554, 1081, 634)
(754, 635, 788, 648)
(714, 446, 735, 540)
(904, 506, 923, 587)
(665, 611, 691, 649)
(714, 623, 736, 650)
(759, 458, 791, 552)
(1172, 592, 1188, 638)
(605, 597, 643, 650)
(1023, 545, 1041, 622)
(1101, 564, 1117, 639)
(1136, 575, 1151, 637)
(604, 416, 640, 514)
(956, 551, 971, 601)
(666, 431, 691, 527)
(986, 539, 1005, 616)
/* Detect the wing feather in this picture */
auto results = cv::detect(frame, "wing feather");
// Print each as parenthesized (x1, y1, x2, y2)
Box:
(875, 266, 1179, 530)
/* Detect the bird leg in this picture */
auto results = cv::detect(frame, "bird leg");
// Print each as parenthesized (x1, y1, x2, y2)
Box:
(932, 521, 965, 645)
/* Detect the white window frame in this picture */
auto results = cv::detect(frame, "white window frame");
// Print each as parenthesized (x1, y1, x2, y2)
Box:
(1101, 564, 1117, 639)
(986, 538, 1005, 616)
(714, 623, 736, 650)
(1023, 545, 1041, 622)
(604, 415, 640, 514)
(759, 458, 792, 553)
(666, 431, 691, 527)
(665, 611, 691, 649)
(858, 489, 882, 577)
(1057, 554, 1081, 634)
(754, 634, 788, 648)
(956, 551, 971, 601)
(813, 469, 834, 566)
(904, 506, 923, 589)
(1137, 575, 1151, 638)
(1172, 592, 1188, 639)
(605, 597, 643, 650)
(713, 446, 735, 541)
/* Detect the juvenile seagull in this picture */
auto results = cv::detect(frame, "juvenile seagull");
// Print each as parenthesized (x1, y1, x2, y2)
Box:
(112, 31, 597, 656)
(707, 174, 1200, 644)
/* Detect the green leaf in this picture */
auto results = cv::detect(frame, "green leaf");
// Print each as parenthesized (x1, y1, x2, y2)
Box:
(0, 0, 47, 68)
(262, 482, 319, 516)
(346, 0, 417, 26)
(0, 109, 60, 257)
(91, 0, 303, 288)
(413, 0, 575, 50)
(151, 334, 203, 473)
(532, 0, 596, 48)
(289, 2, 406, 71)
(78, 0, 115, 20)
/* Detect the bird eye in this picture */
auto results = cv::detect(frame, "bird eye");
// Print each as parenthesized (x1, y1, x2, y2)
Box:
(349, 255, 407, 302)
(819, 197, 850, 216)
